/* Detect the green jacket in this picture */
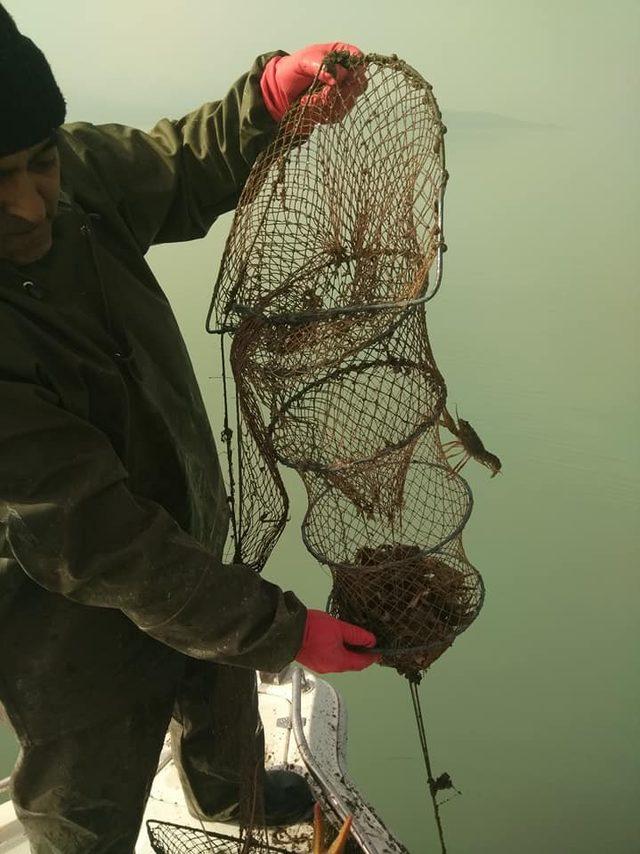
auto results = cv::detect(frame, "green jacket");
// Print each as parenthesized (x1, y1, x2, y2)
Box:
(0, 53, 306, 741)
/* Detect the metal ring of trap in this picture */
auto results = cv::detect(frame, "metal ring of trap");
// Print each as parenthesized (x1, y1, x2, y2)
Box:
(301, 461, 474, 571)
(267, 357, 445, 472)
(207, 52, 448, 333)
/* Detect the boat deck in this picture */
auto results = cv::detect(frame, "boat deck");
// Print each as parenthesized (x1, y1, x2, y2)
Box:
(0, 666, 408, 853)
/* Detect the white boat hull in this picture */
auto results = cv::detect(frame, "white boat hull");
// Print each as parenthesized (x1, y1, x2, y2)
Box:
(0, 666, 408, 853)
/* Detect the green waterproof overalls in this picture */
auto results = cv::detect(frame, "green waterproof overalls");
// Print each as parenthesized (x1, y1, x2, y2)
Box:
(0, 51, 306, 853)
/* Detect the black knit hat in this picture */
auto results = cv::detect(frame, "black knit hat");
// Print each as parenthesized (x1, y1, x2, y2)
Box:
(0, 4, 66, 157)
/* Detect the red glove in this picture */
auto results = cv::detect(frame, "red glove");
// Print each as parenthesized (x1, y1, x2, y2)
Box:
(295, 609, 380, 674)
(260, 42, 366, 125)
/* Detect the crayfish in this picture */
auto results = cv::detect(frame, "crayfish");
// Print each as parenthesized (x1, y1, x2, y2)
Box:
(439, 405, 502, 477)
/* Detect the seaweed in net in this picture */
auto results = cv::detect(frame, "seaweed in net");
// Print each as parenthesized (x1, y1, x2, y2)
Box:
(206, 51, 500, 852)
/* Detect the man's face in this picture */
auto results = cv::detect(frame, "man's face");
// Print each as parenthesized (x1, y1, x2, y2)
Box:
(0, 131, 61, 267)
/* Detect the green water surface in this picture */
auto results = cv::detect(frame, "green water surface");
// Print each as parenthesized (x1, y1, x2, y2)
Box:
(2, 2, 638, 852)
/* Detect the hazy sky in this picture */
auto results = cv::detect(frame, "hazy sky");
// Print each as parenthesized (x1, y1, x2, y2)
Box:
(6, 0, 639, 131)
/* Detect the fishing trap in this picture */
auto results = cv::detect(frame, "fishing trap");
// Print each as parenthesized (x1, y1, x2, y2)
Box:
(206, 51, 500, 850)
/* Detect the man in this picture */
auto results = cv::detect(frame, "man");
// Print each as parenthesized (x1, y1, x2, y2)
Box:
(0, 6, 378, 851)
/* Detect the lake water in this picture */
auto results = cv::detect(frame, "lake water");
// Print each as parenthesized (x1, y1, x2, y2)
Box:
(1, 116, 637, 852)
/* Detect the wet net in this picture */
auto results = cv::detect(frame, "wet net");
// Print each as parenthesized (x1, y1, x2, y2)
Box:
(147, 820, 291, 854)
(207, 52, 497, 680)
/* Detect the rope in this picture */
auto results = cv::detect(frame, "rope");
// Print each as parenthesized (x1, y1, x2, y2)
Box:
(234, 370, 244, 564)
(220, 332, 239, 555)
(196, 814, 218, 854)
(408, 677, 448, 854)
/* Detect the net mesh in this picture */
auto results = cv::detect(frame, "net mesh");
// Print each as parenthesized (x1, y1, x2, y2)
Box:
(146, 821, 291, 854)
(207, 52, 497, 678)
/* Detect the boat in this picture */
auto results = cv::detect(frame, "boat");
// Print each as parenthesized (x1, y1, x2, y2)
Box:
(0, 665, 410, 853)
